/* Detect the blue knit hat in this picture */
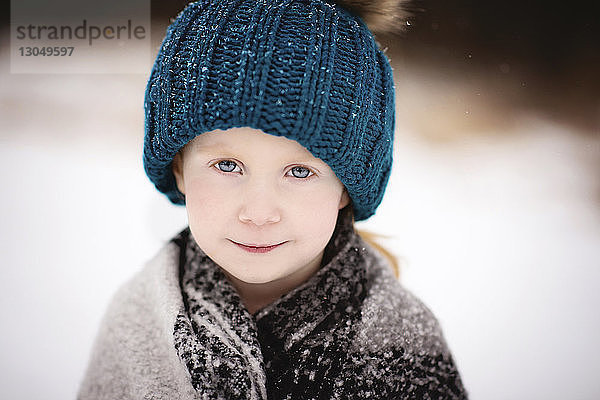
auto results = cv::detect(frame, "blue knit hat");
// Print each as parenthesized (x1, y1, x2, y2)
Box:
(143, 0, 396, 221)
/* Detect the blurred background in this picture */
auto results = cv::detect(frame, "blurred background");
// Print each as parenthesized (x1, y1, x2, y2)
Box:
(1, 0, 598, 398)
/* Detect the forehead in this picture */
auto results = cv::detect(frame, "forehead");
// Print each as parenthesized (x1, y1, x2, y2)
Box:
(186, 127, 317, 160)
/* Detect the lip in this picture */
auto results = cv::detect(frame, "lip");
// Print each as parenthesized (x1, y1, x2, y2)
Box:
(228, 239, 287, 254)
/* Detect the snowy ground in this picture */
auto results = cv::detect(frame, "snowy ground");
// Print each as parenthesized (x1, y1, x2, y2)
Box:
(1, 47, 599, 399)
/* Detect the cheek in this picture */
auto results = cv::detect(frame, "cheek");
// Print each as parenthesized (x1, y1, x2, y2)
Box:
(286, 183, 342, 236)
(184, 175, 236, 226)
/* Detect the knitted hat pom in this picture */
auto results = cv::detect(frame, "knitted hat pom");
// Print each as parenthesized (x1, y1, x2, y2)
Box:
(143, 0, 409, 220)
(336, 0, 412, 34)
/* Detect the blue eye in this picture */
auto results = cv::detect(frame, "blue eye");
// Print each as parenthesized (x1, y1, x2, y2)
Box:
(216, 160, 239, 173)
(289, 166, 312, 179)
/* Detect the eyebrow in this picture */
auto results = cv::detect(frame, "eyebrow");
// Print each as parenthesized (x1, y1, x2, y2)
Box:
(192, 142, 228, 153)
(198, 143, 310, 159)
(188, 143, 238, 159)
(193, 142, 325, 171)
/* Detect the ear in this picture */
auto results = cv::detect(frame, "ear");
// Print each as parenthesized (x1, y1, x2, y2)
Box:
(338, 187, 350, 209)
(171, 152, 186, 195)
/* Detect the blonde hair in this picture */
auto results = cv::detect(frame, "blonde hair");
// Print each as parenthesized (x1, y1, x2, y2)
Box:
(342, 204, 400, 279)
(355, 228, 400, 279)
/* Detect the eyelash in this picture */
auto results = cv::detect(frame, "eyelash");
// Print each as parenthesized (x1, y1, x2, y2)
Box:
(211, 159, 316, 180)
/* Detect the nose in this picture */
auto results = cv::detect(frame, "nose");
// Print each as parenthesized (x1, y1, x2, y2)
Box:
(238, 181, 281, 226)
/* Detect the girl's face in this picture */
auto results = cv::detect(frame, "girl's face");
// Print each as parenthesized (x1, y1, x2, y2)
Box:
(172, 127, 349, 286)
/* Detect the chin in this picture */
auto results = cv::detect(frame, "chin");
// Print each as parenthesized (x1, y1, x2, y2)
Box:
(222, 266, 279, 285)
(237, 271, 282, 284)
(240, 276, 275, 285)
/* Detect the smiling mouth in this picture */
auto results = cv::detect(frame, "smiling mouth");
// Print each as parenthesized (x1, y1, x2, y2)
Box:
(228, 239, 287, 253)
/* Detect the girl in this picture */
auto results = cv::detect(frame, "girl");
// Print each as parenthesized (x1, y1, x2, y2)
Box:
(79, 0, 468, 398)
